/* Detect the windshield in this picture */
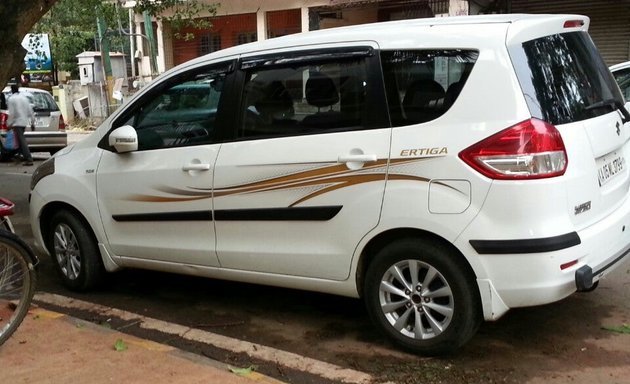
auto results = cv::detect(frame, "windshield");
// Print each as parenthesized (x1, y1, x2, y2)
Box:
(510, 31, 623, 125)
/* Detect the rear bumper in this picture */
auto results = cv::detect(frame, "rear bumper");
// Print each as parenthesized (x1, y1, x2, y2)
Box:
(25, 131, 68, 150)
(1, 131, 67, 152)
(470, 232, 581, 254)
(471, 231, 630, 292)
(463, 193, 630, 319)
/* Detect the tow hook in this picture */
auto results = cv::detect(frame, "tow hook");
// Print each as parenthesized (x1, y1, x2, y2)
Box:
(575, 265, 594, 291)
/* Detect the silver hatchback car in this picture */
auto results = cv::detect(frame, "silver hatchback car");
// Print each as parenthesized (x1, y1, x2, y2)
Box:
(1, 86, 67, 155)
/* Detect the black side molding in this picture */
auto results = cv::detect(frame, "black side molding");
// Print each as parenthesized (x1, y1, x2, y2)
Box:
(214, 206, 342, 221)
(113, 211, 212, 222)
(470, 232, 581, 254)
(113, 206, 342, 222)
(593, 245, 630, 276)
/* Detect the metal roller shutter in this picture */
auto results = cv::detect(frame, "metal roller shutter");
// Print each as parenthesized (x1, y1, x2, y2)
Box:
(510, 0, 630, 65)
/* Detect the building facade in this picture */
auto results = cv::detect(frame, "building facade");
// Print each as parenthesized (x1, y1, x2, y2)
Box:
(130, 0, 630, 79)
(508, 0, 630, 66)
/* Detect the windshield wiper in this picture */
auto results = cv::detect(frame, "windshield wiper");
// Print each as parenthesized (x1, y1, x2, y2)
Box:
(585, 98, 630, 124)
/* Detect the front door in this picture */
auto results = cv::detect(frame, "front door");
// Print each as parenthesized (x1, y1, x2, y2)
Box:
(96, 62, 233, 267)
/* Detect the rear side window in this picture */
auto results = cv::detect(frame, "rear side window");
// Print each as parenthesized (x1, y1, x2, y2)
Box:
(510, 31, 624, 125)
(381, 50, 479, 127)
(237, 51, 383, 140)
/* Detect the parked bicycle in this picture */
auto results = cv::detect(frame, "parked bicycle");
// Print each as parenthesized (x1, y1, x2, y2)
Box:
(0, 197, 37, 345)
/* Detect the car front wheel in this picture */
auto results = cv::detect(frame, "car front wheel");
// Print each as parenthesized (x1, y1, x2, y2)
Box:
(48, 210, 104, 291)
(364, 237, 481, 355)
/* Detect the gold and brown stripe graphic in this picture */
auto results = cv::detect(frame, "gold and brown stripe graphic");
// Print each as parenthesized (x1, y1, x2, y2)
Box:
(125, 157, 445, 205)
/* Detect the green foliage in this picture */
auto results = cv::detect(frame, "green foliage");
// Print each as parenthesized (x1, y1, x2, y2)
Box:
(602, 324, 630, 334)
(228, 365, 257, 376)
(33, 0, 129, 76)
(33, 0, 217, 77)
(134, 0, 218, 41)
(113, 338, 128, 351)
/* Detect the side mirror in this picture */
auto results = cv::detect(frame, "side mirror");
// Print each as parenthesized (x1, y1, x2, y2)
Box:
(108, 125, 138, 153)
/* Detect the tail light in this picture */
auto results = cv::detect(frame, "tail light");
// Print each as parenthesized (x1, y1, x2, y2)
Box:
(564, 20, 585, 28)
(458, 118, 567, 180)
(59, 114, 66, 131)
(0, 112, 7, 132)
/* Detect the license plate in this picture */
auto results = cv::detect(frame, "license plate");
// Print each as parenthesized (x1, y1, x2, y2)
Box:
(597, 152, 625, 187)
(33, 117, 46, 127)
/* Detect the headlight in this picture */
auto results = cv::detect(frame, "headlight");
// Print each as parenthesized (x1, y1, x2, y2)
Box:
(31, 157, 55, 190)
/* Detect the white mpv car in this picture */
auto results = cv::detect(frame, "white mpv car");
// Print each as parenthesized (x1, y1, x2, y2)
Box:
(30, 14, 630, 354)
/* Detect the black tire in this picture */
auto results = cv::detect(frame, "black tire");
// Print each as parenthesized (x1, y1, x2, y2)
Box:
(0, 229, 37, 345)
(48, 210, 104, 291)
(364, 237, 481, 355)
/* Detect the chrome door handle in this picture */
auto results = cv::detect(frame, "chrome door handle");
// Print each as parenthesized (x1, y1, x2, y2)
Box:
(182, 163, 211, 171)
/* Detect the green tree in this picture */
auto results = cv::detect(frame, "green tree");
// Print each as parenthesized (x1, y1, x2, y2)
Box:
(34, 0, 124, 77)
(0, 0, 217, 87)
(0, 1, 58, 88)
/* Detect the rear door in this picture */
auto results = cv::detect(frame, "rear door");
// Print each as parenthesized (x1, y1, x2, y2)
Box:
(509, 28, 630, 229)
(212, 45, 391, 280)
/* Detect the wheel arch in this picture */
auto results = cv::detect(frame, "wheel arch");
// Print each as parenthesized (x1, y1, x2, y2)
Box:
(39, 201, 99, 254)
(356, 228, 478, 298)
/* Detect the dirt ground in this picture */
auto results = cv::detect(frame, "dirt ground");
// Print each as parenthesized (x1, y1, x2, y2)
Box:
(37, 257, 629, 384)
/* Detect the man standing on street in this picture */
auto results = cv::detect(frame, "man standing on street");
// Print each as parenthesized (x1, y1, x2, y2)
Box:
(7, 84, 34, 166)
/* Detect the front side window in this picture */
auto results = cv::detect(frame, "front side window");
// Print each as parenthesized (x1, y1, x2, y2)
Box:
(380, 50, 479, 127)
(115, 65, 229, 151)
(238, 55, 371, 140)
(510, 31, 623, 125)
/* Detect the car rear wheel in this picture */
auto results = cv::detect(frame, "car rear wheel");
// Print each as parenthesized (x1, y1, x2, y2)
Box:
(48, 210, 104, 291)
(364, 237, 481, 355)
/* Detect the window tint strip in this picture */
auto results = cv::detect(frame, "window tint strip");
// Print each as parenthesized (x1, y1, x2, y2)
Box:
(241, 47, 373, 69)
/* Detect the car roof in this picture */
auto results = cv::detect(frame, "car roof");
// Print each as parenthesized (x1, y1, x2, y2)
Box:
(2, 86, 52, 95)
(610, 61, 630, 72)
(171, 13, 588, 72)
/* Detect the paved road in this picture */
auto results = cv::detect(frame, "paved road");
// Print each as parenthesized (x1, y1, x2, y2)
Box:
(2, 131, 630, 384)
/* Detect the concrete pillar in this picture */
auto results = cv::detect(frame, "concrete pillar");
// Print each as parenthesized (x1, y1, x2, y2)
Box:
(257, 9, 267, 41)
(301, 6, 309, 32)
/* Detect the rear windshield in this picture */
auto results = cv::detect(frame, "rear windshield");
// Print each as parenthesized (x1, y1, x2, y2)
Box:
(4, 91, 59, 112)
(29, 92, 59, 112)
(510, 31, 623, 125)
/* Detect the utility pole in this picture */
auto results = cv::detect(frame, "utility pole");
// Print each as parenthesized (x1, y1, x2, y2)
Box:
(97, 9, 114, 114)
(143, 10, 158, 76)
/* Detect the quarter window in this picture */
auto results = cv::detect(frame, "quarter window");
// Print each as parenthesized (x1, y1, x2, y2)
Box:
(115, 65, 229, 151)
(381, 50, 478, 127)
(237, 56, 371, 140)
